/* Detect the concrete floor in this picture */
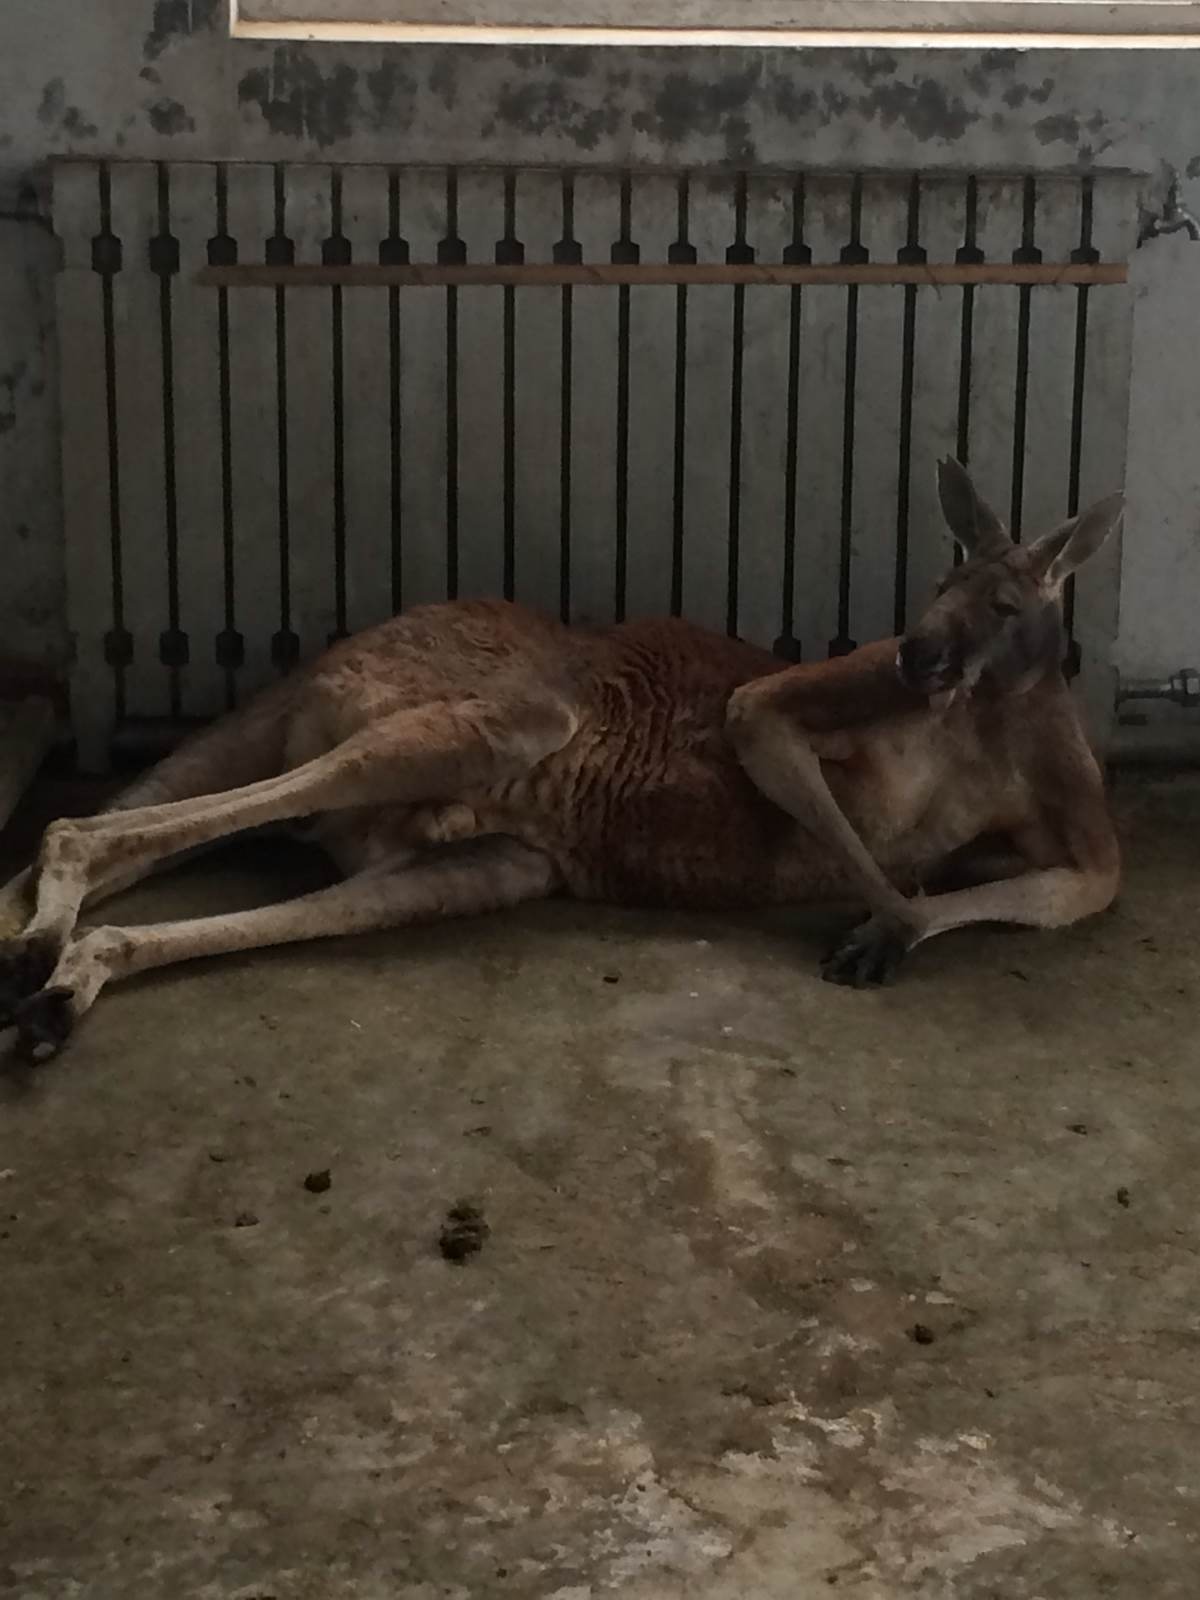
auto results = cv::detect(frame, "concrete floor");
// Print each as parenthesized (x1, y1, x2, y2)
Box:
(0, 774, 1198, 1598)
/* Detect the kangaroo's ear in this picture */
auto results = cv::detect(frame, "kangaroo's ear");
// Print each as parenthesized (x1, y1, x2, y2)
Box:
(1027, 493, 1124, 592)
(936, 457, 1011, 559)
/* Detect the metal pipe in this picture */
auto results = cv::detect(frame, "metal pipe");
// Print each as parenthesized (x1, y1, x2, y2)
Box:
(1138, 171, 1200, 245)
(1116, 668, 1200, 708)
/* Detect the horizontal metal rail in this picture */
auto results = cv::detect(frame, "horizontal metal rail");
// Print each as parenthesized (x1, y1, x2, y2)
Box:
(196, 261, 1129, 290)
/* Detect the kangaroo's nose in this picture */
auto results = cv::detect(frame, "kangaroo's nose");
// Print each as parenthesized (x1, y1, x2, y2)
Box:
(897, 636, 946, 684)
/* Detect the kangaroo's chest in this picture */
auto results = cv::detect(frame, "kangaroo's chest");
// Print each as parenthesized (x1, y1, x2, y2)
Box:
(825, 714, 1029, 879)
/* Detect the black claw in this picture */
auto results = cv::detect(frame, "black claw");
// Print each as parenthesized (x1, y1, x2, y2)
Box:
(821, 919, 912, 989)
(0, 934, 59, 1026)
(13, 986, 76, 1064)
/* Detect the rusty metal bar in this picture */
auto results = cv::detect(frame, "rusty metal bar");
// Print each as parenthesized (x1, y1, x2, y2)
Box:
(197, 261, 1128, 290)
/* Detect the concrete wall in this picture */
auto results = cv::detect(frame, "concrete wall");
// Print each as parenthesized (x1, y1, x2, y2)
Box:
(0, 217, 63, 673)
(1, 0, 1198, 688)
(1121, 234, 1200, 682)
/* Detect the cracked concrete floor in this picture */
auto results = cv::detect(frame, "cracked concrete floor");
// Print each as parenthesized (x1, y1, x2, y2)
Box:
(0, 772, 1198, 1598)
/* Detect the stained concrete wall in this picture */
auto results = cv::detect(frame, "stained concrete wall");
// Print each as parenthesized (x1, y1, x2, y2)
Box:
(1, 0, 1197, 686)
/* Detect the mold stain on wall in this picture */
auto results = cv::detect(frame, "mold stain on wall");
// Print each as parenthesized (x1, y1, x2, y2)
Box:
(37, 79, 98, 143)
(146, 97, 196, 136)
(237, 49, 418, 146)
(143, 0, 221, 62)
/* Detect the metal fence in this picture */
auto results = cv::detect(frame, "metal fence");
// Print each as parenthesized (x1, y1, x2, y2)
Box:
(53, 161, 1136, 768)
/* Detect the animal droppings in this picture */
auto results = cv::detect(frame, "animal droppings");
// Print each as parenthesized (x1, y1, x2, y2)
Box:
(303, 1168, 332, 1194)
(909, 1322, 936, 1345)
(439, 1201, 490, 1263)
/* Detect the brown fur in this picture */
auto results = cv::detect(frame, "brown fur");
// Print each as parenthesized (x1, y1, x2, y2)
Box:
(0, 459, 1123, 1059)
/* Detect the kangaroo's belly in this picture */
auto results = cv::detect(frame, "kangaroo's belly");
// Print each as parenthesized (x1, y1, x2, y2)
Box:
(460, 721, 812, 908)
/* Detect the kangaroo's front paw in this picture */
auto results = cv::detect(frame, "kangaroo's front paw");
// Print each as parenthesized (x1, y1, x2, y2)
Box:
(0, 934, 60, 1026)
(13, 986, 77, 1064)
(821, 913, 917, 989)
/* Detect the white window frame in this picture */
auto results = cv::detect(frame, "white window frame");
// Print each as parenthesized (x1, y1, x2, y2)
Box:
(233, 0, 1200, 48)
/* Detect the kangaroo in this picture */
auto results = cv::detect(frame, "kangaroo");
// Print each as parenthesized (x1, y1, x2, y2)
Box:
(0, 459, 1122, 1062)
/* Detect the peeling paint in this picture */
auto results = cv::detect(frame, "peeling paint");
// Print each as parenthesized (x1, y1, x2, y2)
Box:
(146, 97, 195, 136)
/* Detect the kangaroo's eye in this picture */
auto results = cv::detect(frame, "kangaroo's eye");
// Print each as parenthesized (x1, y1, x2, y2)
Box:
(992, 596, 1020, 618)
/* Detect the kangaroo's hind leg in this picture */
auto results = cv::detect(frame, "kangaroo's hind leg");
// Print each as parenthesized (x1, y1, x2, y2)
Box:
(0, 683, 294, 1019)
(3, 687, 576, 1043)
(14, 836, 557, 1062)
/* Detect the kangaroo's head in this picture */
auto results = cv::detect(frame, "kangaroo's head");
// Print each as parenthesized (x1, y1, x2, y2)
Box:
(896, 457, 1124, 705)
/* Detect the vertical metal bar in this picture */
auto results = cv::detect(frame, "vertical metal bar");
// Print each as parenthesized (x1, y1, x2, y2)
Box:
(211, 164, 240, 709)
(669, 175, 695, 617)
(1063, 176, 1097, 676)
(954, 175, 982, 569)
(326, 167, 348, 640)
(726, 172, 753, 638)
(152, 162, 183, 716)
(499, 171, 521, 602)
(268, 162, 296, 669)
(96, 162, 128, 721)
(776, 173, 808, 662)
(555, 173, 579, 625)
(441, 167, 463, 600)
(894, 174, 925, 634)
(613, 173, 635, 622)
(832, 175, 866, 656)
(382, 168, 406, 615)
(1009, 175, 1041, 541)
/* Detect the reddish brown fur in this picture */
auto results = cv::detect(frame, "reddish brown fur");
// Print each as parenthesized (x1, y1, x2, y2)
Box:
(0, 459, 1124, 1057)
